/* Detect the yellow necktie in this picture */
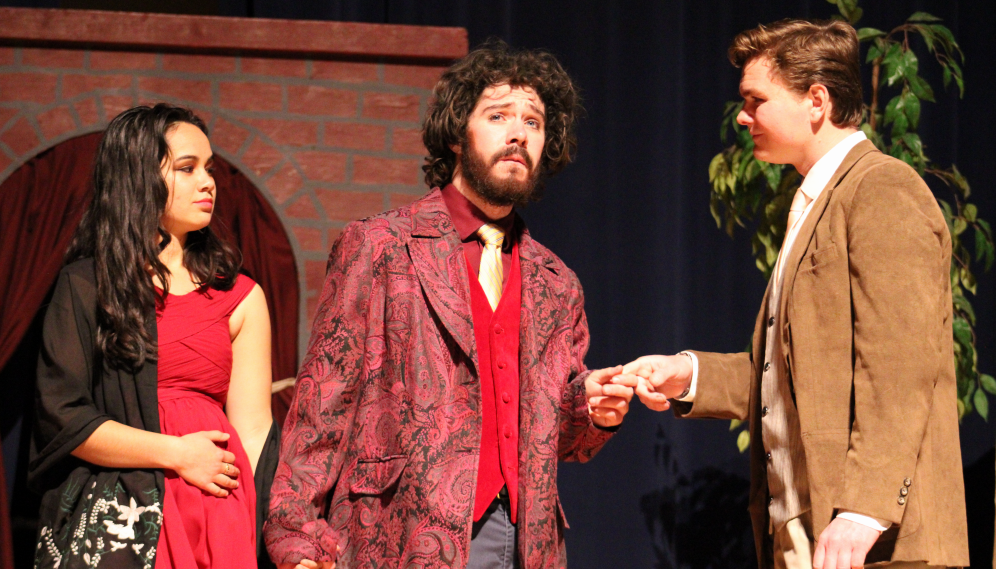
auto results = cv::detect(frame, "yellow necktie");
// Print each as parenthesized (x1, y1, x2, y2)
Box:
(785, 187, 811, 235)
(477, 224, 505, 310)
(775, 188, 813, 282)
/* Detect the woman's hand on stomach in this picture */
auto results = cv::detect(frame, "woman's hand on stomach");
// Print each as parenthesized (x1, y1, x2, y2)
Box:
(168, 430, 240, 497)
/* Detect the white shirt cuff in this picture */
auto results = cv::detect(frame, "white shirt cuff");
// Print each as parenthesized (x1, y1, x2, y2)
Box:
(836, 511, 891, 532)
(677, 351, 698, 402)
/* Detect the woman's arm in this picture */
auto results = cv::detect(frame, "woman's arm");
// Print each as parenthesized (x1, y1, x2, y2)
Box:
(72, 422, 241, 497)
(227, 284, 274, 474)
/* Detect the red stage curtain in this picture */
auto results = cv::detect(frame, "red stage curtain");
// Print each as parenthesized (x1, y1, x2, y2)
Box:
(0, 134, 100, 569)
(0, 132, 298, 567)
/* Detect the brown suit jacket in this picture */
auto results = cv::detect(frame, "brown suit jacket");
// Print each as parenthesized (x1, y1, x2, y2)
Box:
(678, 141, 969, 567)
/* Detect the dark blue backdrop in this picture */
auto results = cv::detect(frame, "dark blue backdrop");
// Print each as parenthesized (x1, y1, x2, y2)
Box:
(2, 0, 993, 566)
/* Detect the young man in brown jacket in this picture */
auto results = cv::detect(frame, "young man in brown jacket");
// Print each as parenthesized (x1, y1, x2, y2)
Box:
(621, 19, 969, 569)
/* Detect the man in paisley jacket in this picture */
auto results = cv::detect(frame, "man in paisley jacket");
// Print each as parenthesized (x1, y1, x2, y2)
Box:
(265, 41, 637, 569)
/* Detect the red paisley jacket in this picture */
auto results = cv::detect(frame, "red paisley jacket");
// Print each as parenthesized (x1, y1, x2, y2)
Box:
(265, 189, 614, 568)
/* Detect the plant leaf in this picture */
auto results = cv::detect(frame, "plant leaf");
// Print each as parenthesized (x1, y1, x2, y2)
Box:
(736, 429, 751, 453)
(903, 91, 921, 129)
(857, 27, 886, 41)
(954, 292, 977, 325)
(930, 24, 961, 58)
(884, 95, 902, 127)
(882, 43, 904, 86)
(709, 153, 723, 183)
(953, 218, 968, 236)
(909, 75, 936, 102)
(908, 11, 942, 23)
(866, 37, 887, 63)
(949, 59, 965, 97)
(891, 112, 909, 138)
(913, 24, 937, 53)
(981, 375, 996, 396)
(953, 317, 972, 347)
(729, 419, 743, 431)
(900, 49, 920, 82)
(974, 387, 989, 421)
(901, 133, 923, 157)
(964, 203, 978, 223)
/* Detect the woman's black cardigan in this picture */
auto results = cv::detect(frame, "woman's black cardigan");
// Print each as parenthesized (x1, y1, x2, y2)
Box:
(29, 259, 279, 568)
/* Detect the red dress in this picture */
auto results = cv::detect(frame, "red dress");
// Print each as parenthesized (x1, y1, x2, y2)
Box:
(154, 275, 258, 568)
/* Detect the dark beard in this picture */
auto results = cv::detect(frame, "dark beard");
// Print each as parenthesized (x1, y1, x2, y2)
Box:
(460, 138, 543, 208)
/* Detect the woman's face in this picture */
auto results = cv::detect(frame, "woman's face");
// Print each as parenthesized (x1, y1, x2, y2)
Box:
(160, 122, 215, 238)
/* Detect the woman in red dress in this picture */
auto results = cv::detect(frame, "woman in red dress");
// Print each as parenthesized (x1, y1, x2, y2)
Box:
(32, 104, 273, 568)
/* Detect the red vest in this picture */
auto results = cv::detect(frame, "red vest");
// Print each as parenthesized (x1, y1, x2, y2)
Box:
(467, 243, 521, 523)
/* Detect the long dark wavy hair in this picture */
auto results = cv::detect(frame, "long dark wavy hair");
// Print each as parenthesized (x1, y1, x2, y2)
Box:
(66, 104, 240, 372)
(422, 39, 582, 190)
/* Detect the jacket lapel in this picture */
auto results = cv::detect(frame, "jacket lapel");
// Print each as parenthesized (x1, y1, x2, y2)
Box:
(778, 140, 878, 318)
(406, 189, 477, 362)
(517, 226, 566, 371)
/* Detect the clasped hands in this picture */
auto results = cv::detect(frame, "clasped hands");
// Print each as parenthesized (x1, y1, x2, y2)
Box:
(585, 355, 694, 423)
(585, 354, 694, 427)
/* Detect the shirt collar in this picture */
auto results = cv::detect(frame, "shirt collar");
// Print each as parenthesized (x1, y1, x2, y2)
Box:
(798, 130, 867, 202)
(440, 184, 516, 244)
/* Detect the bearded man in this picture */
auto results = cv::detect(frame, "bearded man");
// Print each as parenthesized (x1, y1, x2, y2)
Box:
(265, 41, 637, 569)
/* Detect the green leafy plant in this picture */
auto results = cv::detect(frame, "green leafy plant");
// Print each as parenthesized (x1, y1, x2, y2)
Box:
(708, 0, 994, 451)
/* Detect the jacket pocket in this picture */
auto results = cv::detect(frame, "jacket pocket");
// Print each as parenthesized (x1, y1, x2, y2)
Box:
(799, 243, 839, 273)
(349, 455, 407, 496)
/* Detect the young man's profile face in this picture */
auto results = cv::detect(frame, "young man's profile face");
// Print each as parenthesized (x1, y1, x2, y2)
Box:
(736, 57, 813, 167)
(456, 83, 547, 207)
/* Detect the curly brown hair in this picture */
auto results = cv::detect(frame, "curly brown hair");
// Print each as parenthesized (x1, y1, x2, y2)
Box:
(422, 39, 582, 189)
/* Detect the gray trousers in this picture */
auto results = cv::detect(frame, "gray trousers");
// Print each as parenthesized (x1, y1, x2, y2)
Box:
(468, 498, 519, 569)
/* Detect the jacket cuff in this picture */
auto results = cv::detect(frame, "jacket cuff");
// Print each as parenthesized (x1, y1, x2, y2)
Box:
(265, 521, 339, 564)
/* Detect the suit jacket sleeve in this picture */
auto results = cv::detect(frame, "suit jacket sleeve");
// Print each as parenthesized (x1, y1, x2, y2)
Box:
(836, 161, 949, 524)
(265, 223, 376, 563)
(557, 274, 615, 462)
(672, 351, 753, 420)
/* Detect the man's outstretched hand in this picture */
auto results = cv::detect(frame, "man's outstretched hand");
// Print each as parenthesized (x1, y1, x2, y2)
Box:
(586, 366, 637, 427)
(618, 355, 694, 412)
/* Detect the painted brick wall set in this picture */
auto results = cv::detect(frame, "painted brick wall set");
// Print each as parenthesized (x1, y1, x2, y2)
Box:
(0, 8, 468, 354)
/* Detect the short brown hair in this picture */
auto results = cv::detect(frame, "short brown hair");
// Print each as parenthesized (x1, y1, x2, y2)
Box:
(421, 39, 581, 189)
(729, 19, 862, 127)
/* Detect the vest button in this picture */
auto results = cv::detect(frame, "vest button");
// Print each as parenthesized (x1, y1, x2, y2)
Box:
(497, 361, 506, 369)
(762, 406, 769, 417)
(503, 426, 512, 438)
(768, 317, 775, 327)
(502, 392, 511, 403)
(766, 452, 772, 461)
(764, 362, 771, 372)
(494, 325, 503, 334)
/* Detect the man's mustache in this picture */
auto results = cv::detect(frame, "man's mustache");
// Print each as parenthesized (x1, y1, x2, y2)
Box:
(490, 146, 534, 170)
